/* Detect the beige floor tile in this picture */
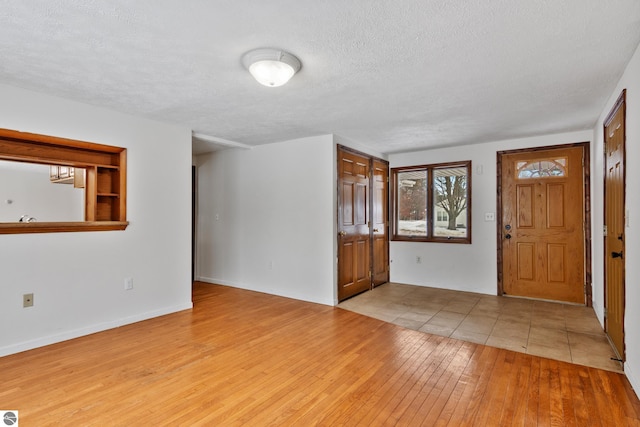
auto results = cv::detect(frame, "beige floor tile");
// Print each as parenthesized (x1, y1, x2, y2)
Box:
(571, 351, 623, 372)
(457, 315, 497, 335)
(564, 305, 597, 319)
(567, 332, 614, 356)
(405, 304, 443, 315)
(383, 302, 412, 313)
(392, 317, 426, 331)
(527, 342, 572, 363)
(497, 312, 531, 324)
(427, 311, 466, 328)
(528, 326, 569, 346)
(500, 298, 534, 310)
(565, 316, 604, 335)
(532, 300, 566, 313)
(531, 315, 567, 330)
(450, 329, 489, 345)
(397, 311, 435, 323)
(419, 323, 455, 337)
(468, 306, 501, 319)
(450, 295, 482, 305)
(491, 320, 530, 339)
(368, 312, 402, 322)
(486, 335, 528, 353)
(443, 301, 476, 314)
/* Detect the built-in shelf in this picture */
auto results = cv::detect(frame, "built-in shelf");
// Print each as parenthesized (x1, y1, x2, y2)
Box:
(0, 221, 129, 234)
(87, 163, 126, 222)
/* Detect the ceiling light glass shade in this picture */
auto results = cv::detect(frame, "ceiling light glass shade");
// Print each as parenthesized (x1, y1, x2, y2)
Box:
(242, 48, 301, 87)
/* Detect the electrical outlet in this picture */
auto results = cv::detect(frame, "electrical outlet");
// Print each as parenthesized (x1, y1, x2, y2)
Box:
(124, 277, 134, 290)
(23, 293, 34, 308)
(416, 256, 422, 264)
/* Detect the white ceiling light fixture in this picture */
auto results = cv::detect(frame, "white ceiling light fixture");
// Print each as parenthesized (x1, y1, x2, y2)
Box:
(242, 48, 301, 87)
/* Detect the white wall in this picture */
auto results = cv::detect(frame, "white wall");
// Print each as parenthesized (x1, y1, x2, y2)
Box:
(0, 161, 84, 222)
(593, 41, 640, 392)
(388, 130, 592, 295)
(196, 135, 336, 305)
(0, 84, 193, 356)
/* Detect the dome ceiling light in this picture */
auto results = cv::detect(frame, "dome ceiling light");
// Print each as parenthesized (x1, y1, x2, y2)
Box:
(242, 48, 301, 87)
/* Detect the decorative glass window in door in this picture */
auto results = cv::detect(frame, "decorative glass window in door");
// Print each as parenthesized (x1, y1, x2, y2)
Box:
(516, 157, 567, 179)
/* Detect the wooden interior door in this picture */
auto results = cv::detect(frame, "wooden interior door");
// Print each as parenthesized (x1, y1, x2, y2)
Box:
(338, 147, 371, 301)
(604, 91, 626, 360)
(372, 159, 389, 287)
(500, 146, 586, 304)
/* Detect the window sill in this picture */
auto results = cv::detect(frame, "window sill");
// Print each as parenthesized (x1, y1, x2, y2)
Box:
(392, 236, 471, 244)
(0, 221, 129, 234)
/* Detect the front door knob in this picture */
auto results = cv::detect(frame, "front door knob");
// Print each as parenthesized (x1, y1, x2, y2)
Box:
(611, 251, 623, 259)
(505, 234, 512, 239)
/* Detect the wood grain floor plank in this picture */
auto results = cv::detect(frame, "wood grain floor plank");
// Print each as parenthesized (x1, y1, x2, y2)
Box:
(385, 338, 466, 425)
(498, 351, 532, 426)
(442, 345, 500, 426)
(1, 282, 638, 426)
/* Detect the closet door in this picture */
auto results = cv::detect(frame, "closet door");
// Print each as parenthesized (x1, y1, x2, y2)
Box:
(337, 147, 371, 301)
(372, 159, 389, 287)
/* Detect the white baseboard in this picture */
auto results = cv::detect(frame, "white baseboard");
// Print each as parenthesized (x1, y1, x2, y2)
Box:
(196, 276, 334, 306)
(0, 302, 193, 357)
(625, 362, 640, 397)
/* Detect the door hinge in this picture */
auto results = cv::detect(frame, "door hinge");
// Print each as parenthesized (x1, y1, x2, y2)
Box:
(368, 271, 372, 278)
(604, 308, 608, 317)
(604, 225, 608, 237)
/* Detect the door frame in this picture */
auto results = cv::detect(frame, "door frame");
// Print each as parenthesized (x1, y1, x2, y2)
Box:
(192, 165, 197, 283)
(496, 142, 592, 306)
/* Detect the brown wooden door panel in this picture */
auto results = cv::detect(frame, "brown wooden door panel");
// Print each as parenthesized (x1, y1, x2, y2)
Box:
(604, 92, 626, 360)
(355, 239, 369, 282)
(339, 242, 355, 289)
(501, 146, 585, 304)
(372, 159, 389, 286)
(338, 148, 371, 301)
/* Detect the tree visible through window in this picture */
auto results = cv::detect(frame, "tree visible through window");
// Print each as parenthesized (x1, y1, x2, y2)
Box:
(392, 161, 471, 243)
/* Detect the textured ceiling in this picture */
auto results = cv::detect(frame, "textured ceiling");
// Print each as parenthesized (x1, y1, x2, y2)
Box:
(1, 1, 639, 154)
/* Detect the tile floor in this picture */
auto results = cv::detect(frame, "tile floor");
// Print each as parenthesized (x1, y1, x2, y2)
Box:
(338, 282, 623, 372)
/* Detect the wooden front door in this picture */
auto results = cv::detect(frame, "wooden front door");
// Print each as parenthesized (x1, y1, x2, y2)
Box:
(372, 159, 389, 287)
(338, 147, 371, 301)
(500, 145, 586, 304)
(604, 91, 626, 360)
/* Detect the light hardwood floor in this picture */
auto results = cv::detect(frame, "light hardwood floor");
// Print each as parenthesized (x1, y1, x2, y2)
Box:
(2, 282, 639, 426)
